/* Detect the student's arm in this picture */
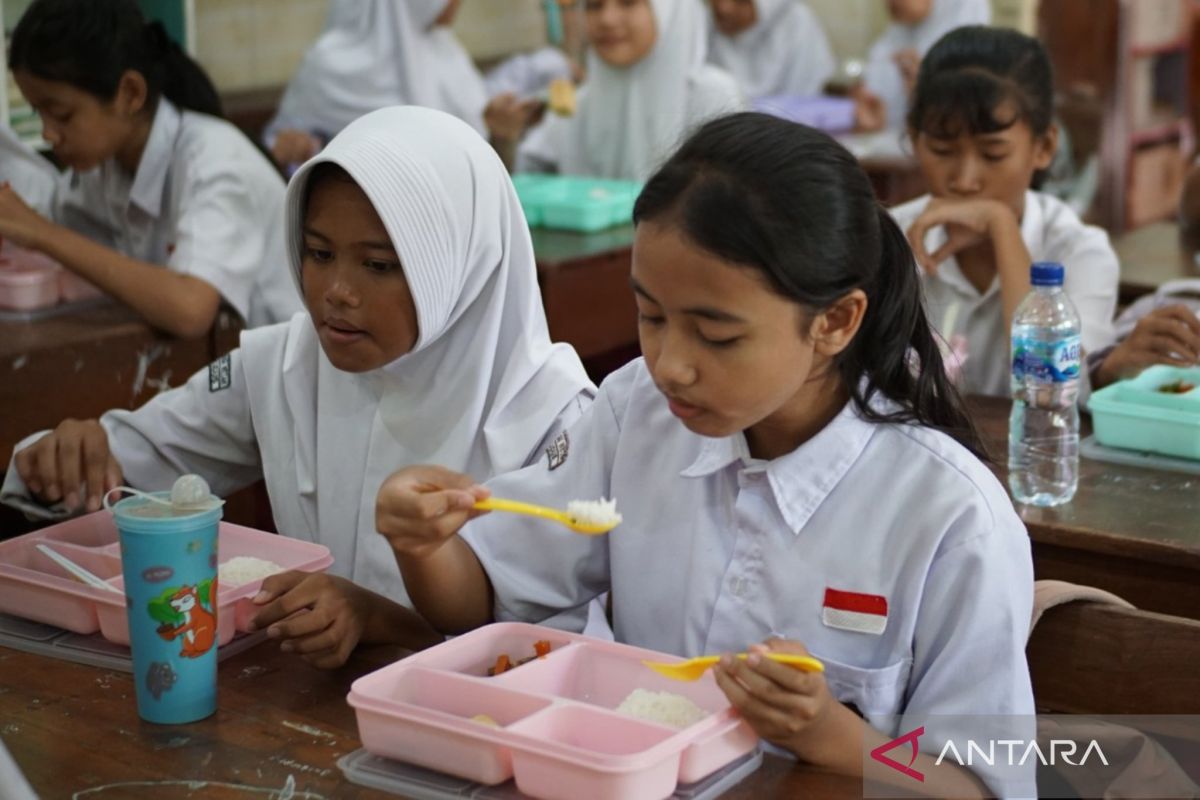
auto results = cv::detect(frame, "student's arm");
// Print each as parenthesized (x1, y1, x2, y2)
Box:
(715, 648, 991, 796)
(376, 465, 496, 633)
(906, 197, 1033, 337)
(1093, 304, 1200, 387)
(248, 570, 443, 669)
(7, 343, 264, 518)
(378, 383, 616, 635)
(0, 184, 221, 338)
(897, 505, 1037, 797)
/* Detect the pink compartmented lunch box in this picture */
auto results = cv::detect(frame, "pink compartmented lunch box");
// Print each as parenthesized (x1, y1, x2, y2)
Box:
(348, 622, 759, 800)
(0, 511, 333, 646)
(0, 245, 106, 309)
(0, 260, 59, 310)
(58, 270, 104, 302)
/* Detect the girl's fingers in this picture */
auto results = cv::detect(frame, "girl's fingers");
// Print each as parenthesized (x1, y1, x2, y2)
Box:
(56, 435, 82, 510)
(105, 456, 124, 495)
(82, 430, 110, 511)
(14, 446, 41, 494)
(281, 625, 341, 655)
(34, 440, 60, 500)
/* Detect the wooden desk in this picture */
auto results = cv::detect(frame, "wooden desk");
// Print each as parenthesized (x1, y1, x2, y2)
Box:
(968, 395, 1200, 619)
(0, 304, 242, 464)
(1112, 221, 1200, 305)
(0, 643, 862, 799)
(531, 225, 639, 378)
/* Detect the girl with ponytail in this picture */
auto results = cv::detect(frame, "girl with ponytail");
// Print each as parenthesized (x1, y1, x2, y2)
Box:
(373, 112, 1036, 797)
(0, 0, 299, 336)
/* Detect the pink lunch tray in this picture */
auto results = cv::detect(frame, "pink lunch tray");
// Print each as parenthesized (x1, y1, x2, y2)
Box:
(0, 245, 104, 310)
(0, 511, 333, 646)
(348, 622, 759, 800)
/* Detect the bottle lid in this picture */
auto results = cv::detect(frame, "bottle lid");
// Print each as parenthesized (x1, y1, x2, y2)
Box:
(1030, 262, 1064, 286)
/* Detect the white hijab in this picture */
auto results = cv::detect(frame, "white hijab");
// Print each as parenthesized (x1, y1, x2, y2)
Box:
(863, 0, 991, 128)
(706, 0, 836, 100)
(240, 107, 592, 600)
(563, 0, 718, 180)
(270, 0, 488, 138)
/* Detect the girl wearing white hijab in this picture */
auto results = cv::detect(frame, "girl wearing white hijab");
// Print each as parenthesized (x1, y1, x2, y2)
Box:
(707, 0, 836, 100)
(860, 0, 991, 129)
(266, 0, 490, 164)
(4, 106, 596, 668)
(516, 0, 743, 181)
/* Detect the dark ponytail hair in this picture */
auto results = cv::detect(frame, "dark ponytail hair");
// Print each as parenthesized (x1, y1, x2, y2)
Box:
(908, 26, 1054, 141)
(632, 112, 983, 455)
(10, 0, 223, 118)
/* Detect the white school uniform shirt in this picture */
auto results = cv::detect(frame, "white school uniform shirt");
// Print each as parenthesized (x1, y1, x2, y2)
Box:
(462, 358, 1036, 797)
(2, 107, 595, 604)
(706, 0, 836, 100)
(0, 124, 58, 215)
(891, 191, 1119, 397)
(49, 99, 299, 327)
(862, 0, 991, 129)
(265, 0, 488, 141)
(516, 0, 744, 181)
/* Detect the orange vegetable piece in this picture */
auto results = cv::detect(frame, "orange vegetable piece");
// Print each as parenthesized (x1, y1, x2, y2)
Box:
(534, 640, 552, 658)
(491, 654, 511, 675)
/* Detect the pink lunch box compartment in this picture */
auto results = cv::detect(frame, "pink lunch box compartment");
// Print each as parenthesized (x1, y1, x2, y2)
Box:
(347, 622, 759, 800)
(0, 262, 59, 310)
(0, 511, 333, 646)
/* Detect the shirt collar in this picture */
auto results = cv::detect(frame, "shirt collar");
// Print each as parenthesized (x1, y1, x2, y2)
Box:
(128, 99, 181, 219)
(679, 395, 878, 535)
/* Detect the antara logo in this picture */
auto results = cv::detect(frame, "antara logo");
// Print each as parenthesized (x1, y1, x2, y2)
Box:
(871, 726, 926, 782)
(870, 726, 1110, 782)
(936, 738, 1109, 768)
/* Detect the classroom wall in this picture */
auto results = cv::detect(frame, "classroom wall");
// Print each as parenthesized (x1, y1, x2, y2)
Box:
(0, 0, 1043, 96)
(194, 0, 327, 93)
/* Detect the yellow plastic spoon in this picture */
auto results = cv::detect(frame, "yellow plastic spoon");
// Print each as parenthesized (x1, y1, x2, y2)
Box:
(472, 497, 620, 535)
(643, 653, 825, 682)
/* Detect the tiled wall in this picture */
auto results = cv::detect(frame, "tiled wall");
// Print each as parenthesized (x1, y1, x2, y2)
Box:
(195, 0, 549, 92)
(4, 0, 1040, 95)
(194, 0, 328, 92)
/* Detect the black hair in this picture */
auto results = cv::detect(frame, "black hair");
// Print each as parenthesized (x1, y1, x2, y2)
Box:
(301, 162, 357, 219)
(907, 25, 1054, 141)
(632, 112, 984, 456)
(10, 0, 222, 118)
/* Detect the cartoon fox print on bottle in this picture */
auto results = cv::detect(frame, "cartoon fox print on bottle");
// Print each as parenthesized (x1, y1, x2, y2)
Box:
(156, 581, 217, 658)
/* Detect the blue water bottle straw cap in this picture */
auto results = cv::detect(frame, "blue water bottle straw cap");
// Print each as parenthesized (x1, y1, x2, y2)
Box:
(1030, 262, 1064, 286)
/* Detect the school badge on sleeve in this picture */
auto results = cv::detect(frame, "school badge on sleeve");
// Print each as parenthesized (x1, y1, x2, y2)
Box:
(545, 431, 569, 470)
(822, 587, 888, 635)
(208, 354, 232, 392)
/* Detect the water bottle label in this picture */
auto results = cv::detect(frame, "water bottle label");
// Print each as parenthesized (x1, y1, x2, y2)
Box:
(1012, 335, 1081, 383)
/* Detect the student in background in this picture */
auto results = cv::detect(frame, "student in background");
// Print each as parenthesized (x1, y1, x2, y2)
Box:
(890, 26, 1129, 396)
(855, 0, 990, 131)
(2, 106, 595, 669)
(514, 0, 743, 181)
(377, 112, 1035, 798)
(266, 0, 560, 171)
(0, 0, 299, 335)
(1087, 160, 1200, 385)
(706, 0, 836, 101)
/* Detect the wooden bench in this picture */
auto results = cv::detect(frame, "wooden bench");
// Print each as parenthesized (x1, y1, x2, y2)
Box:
(1028, 601, 1200, 714)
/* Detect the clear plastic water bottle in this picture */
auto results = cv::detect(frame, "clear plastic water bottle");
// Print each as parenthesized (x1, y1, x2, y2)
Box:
(1008, 262, 1081, 506)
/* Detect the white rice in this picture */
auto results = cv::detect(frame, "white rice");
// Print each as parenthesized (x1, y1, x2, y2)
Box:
(615, 689, 709, 729)
(218, 556, 284, 586)
(566, 498, 622, 528)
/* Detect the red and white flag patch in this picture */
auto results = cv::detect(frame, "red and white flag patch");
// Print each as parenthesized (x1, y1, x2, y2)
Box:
(822, 587, 888, 635)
